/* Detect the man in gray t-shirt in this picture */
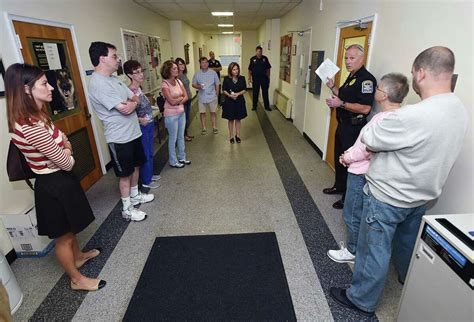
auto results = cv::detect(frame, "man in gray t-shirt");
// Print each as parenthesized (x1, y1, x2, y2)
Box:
(88, 41, 154, 222)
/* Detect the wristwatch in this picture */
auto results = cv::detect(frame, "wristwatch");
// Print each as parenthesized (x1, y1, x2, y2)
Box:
(340, 101, 345, 109)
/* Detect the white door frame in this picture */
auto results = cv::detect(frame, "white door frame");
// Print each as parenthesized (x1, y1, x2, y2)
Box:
(299, 27, 312, 134)
(322, 13, 378, 160)
(4, 13, 107, 174)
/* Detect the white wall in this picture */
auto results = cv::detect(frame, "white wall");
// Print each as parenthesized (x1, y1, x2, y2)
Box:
(241, 30, 258, 82)
(280, 0, 473, 214)
(0, 0, 171, 254)
(256, 19, 280, 106)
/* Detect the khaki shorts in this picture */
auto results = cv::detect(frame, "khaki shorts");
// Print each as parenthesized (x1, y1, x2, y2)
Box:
(198, 99, 218, 113)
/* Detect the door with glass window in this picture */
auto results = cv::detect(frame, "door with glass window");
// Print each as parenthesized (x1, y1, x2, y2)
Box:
(326, 22, 372, 170)
(13, 20, 102, 190)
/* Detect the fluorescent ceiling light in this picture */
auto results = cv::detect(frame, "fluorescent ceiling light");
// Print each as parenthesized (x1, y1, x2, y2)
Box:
(212, 12, 233, 16)
(222, 32, 234, 34)
(218, 24, 234, 27)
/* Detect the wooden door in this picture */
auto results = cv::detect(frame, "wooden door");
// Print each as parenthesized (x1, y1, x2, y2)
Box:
(13, 20, 102, 190)
(326, 22, 372, 170)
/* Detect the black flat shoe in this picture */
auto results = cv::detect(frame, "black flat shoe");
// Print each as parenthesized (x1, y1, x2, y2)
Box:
(230, 138, 235, 144)
(265, 107, 272, 111)
(329, 287, 374, 317)
(235, 136, 241, 143)
(251, 107, 257, 111)
(333, 199, 344, 209)
(323, 187, 344, 195)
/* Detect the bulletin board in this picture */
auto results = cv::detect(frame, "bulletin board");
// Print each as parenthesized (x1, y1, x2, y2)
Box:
(279, 34, 292, 83)
(121, 29, 162, 94)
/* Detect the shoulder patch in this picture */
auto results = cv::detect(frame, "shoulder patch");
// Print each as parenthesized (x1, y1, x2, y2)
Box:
(362, 80, 373, 94)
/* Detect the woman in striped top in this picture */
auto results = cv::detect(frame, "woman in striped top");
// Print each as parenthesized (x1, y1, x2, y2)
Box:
(5, 63, 106, 291)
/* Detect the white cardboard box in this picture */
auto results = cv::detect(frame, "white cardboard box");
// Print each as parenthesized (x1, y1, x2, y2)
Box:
(0, 208, 55, 257)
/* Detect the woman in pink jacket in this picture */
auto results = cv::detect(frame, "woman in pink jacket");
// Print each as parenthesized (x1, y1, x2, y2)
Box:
(327, 73, 409, 264)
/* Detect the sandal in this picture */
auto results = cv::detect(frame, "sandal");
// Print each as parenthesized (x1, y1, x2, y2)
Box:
(201, 128, 207, 135)
(185, 136, 192, 142)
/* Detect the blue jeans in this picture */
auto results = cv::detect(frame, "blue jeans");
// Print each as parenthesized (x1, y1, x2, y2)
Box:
(346, 190, 426, 312)
(343, 173, 366, 254)
(165, 113, 186, 165)
(139, 122, 154, 185)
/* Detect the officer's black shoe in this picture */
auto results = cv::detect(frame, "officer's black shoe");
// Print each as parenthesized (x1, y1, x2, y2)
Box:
(333, 199, 344, 209)
(252, 107, 257, 111)
(329, 287, 375, 317)
(323, 187, 344, 195)
(265, 106, 272, 111)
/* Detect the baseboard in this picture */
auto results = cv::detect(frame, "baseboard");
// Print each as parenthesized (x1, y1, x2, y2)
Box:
(6, 248, 17, 264)
(105, 161, 114, 171)
(303, 132, 323, 158)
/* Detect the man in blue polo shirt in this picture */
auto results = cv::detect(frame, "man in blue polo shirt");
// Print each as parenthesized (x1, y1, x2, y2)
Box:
(192, 57, 220, 135)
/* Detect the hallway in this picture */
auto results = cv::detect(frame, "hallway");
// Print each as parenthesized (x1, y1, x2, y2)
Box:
(12, 97, 403, 321)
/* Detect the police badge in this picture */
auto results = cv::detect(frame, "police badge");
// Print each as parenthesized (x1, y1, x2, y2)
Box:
(362, 80, 373, 93)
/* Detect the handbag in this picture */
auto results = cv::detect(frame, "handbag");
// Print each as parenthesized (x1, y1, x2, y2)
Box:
(6, 140, 35, 190)
(156, 92, 165, 113)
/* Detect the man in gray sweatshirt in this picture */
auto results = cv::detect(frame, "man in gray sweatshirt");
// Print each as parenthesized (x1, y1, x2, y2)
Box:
(329, 46, 468, 316)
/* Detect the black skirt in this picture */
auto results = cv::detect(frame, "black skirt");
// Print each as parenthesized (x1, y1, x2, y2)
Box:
(34, 170, 94, 239)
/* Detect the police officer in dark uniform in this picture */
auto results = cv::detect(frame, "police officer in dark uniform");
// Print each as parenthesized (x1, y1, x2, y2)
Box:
(324, 44, 376, 209)
(248, 45, 272, 111)
(208, 51, 222, 105)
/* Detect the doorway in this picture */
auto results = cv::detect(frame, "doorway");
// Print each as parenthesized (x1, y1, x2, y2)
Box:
(12, 20, 102, 191)
(292, 29, 312, 134)
(325, 21, 374, 170)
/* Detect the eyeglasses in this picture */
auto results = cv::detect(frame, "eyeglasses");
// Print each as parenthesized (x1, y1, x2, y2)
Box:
(376, 86, 387, 94)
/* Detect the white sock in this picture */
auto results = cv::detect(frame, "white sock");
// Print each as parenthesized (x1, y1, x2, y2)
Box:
(131, 185, 139, 198)
(122, 197, 131, 210)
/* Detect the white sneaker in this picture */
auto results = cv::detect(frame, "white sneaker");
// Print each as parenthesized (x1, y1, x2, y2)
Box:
(327, 241, 355, 263)
(142, 181, 161, 189)
(152, 175, 161, 181)
(130, 191, 155, 206)
(121, 206, 147, 222)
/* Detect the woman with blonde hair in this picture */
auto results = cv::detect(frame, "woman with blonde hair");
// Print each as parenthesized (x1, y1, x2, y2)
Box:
(5, 63, 105, 291)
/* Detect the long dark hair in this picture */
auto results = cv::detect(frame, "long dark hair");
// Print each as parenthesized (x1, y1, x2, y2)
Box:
(5, 63, 52, 132)
(175, 57, 187, 74)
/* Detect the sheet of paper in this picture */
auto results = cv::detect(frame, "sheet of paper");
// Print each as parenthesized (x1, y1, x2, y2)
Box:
(43, 43, 62, 70)
(315, 58, 340, 83)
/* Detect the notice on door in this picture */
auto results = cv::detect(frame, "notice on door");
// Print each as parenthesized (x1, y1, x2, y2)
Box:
(43, 43, 62, 70)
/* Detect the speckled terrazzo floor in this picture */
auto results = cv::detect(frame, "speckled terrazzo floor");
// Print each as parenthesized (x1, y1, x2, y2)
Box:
(10, 95, 403, 321)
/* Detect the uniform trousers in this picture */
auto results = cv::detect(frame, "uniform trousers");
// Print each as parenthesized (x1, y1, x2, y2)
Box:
(252, 77, 270, 109)
(334, 121, 364, 191)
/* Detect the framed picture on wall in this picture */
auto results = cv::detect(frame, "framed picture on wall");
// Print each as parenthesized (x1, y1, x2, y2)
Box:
(184, 43, 191, 64)
(309, 50, 325, 95)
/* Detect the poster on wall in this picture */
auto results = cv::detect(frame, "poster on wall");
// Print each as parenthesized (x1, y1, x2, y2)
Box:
(122, 29, 162, 94)
(309, 51, 325, 95)
(30, 40, 78, 117)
